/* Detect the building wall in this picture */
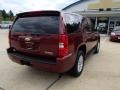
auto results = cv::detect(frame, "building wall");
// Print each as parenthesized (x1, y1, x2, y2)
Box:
(88, 0, 120, 9)
(63, 0, 120, 12)
(63, 0, 97, 12)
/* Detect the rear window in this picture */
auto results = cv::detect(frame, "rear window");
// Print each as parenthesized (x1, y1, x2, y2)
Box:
(12, 16, 59, 34)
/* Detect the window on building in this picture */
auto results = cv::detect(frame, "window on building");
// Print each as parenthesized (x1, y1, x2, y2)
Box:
(109, 21, 114, 28)
(116, 21, 120, 26)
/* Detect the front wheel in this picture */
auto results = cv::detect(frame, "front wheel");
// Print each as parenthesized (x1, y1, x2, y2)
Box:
(94, 42, 100, 54)
(70, 51, 85, 77)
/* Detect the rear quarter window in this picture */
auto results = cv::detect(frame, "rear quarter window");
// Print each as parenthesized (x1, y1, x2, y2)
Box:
(12, 16, 59, 34)
(63, 13, 82, 34)
(82, 18, 94, 32)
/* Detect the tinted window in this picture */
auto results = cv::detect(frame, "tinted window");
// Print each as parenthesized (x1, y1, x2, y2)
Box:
(64, 14, 82, 33)
(82, 18, 93, 32)
(12, 16, 59, 34)
(82, 18, 88, 29)
(88, 18, 95, 32)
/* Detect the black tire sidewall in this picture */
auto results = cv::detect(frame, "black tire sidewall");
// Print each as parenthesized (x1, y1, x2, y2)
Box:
(94, 41, 100, 53)
(70, 50, 85, 77)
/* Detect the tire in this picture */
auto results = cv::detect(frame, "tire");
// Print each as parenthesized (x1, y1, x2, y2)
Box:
(109, 38, 111, 41)
(94, 41, 100, 54)
(110, 38, 113, 42)
(70, 50, 85, 77)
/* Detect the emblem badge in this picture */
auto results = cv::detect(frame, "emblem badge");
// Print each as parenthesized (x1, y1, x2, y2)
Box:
(25, 37, 32, 42)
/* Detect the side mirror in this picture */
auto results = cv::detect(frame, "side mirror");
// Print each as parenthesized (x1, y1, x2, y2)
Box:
(9, 25, 12, 29)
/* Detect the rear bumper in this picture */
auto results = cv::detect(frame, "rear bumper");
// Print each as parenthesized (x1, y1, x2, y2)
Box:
(7, 48, 74, 73)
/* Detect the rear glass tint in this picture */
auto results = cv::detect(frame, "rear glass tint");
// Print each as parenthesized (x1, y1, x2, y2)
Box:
(12, 16, 59, 34)
(63, 13, 83, 33)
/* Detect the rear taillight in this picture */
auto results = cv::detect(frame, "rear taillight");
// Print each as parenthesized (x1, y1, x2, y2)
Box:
(59, 34, 68, 57)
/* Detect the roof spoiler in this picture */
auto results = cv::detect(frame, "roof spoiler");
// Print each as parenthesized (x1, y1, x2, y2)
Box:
(17, 10, 60, 17)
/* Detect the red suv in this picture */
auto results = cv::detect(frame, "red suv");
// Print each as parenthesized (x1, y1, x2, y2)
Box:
(7, 11, 100, 77)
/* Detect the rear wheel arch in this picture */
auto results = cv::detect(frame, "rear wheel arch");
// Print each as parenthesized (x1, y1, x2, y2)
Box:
(78, 45, 86, 56)
(68, 45, 86, 77)
(69, 48, 85, 77)
(71, 44, 86, 69)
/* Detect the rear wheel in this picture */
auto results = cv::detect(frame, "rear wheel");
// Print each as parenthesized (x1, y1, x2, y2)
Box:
(70, 50, 85, 77)
(94, 41, 100, 54)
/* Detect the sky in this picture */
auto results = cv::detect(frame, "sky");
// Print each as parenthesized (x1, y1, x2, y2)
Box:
(0, 0, 79, 14)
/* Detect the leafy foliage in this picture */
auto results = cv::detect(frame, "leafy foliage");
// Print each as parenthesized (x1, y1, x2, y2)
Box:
(0, 10, 14, 21)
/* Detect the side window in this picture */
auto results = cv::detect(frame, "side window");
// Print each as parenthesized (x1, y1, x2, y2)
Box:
(82, 18, 88, 30)
(90, 18, 97, 31)
(87, 18, 95, 32)
(63, 14, 81, 34)
(82, 18, 92, 32)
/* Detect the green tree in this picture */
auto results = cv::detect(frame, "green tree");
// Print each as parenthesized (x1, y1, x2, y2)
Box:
(0, 10, 3, 23)
(8, 10, 14, 21)
(2, 10, 9, 21)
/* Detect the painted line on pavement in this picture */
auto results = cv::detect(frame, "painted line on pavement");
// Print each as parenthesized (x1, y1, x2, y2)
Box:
(101, 37, 108, 46)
